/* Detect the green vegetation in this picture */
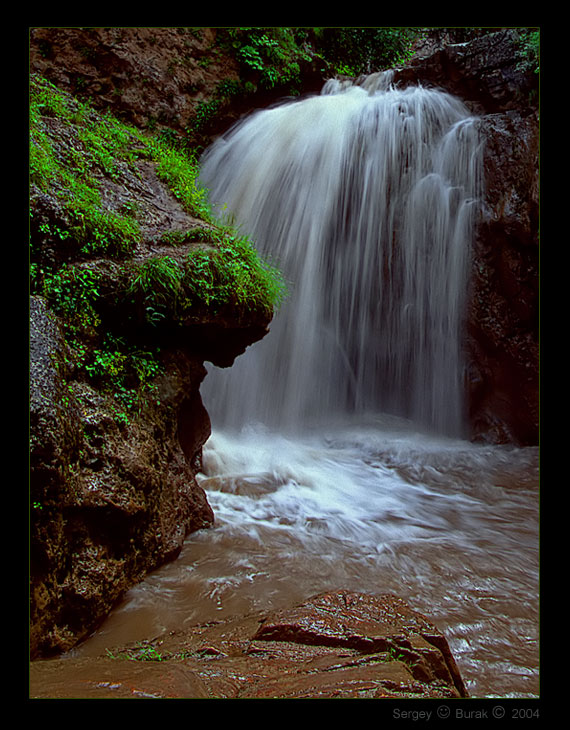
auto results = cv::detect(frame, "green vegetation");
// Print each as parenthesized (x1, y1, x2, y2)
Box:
(217, 27, 420, 89)
(218, 27, 313, 91)
(311, 27, 419, 76)
(38, 264, 103, 335)
(84, 335, 163, 424)
(30, 74, 287, 424)
(517, 28, 540, 73)
(105, 642, 167, 662)
(105, 641, 197, 662)
(127, 229, 287, 326)
(30, 76, 143, 258)
(148, 139, 211, 220)
(187, 27, 425, 135)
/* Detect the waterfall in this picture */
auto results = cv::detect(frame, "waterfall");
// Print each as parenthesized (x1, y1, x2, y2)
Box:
(73, 76, 539, 702)
(199, 74, 483, 437)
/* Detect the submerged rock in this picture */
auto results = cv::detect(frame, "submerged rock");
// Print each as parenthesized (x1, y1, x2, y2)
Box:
(30, 590, 468, 699)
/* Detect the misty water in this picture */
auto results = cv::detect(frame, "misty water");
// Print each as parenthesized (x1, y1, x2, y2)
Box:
(75, 75, 539, 698)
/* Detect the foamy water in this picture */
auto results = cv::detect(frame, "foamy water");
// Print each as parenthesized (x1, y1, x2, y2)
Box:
(77, 419, 539, 698)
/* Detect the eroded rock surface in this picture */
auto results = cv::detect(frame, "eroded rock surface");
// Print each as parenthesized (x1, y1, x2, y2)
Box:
(30, 298, 216, 657)
(29, 591, 468, 699)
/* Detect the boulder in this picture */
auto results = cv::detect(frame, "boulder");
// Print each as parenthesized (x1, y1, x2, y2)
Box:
(393, 28, 538, 114)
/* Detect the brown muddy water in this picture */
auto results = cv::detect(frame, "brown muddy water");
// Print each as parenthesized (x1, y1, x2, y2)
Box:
(67, 419, 539, 699)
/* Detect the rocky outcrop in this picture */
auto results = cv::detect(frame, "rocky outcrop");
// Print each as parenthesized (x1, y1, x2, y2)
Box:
(30, 294, 213, 657)
(29, 590, 468, 699)
(396, 28, 538, 115)
(28, 69, 274, 657)
(467, 109, 539, 444)
(29, 27, 240, 142)
(30, 281, 271, 658)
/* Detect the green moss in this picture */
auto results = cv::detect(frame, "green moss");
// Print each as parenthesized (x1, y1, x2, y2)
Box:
(30, 73, 286, 314)
(30, 74, 144, 258)
(128, 229, 287, 326)
(30, 73, 287, 423)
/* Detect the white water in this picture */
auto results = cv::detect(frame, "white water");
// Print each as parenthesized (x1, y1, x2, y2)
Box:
(79, 419, 539, 698)
(199, 74, 483, 436)
(75, 77, 539, 699)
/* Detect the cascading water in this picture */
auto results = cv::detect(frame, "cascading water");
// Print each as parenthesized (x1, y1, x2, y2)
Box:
(199, 73, 483, 436)
(73, 75, 539, 700)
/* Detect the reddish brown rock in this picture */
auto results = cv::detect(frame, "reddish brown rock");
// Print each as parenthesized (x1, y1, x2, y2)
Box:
(30, 591, 468, 699)
(29, 27, 240, 141)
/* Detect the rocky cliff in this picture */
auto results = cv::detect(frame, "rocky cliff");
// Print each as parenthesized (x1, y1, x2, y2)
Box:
(29, 62, 280, 657)
(388, 29, 539, 445)
(29, 27, 539, 661)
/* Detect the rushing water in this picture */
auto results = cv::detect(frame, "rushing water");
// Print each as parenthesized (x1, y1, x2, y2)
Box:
(76, 422, 539, 698)
(73, 76, 539, 698)
(199, 72, 482, 437)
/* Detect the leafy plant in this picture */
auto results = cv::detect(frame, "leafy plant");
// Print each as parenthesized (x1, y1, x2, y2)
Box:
(517, 28, 540, 73)
(191, 99, 223, 133)
(312, 27, 420, 76)
(39, 264, 102, 334)
(218, 27, 312, 93)
(82, 334, 163, 423)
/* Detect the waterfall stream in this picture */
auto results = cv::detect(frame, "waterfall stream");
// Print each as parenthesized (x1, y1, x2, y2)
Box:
(200, 73, 483, 436)
(75, 76, 539, 699)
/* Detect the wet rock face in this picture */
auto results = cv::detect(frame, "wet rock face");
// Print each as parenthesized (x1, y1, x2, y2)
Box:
(30, 298, 215, 657)
(467, 110, 539, 445)
(396, 28, 538, 115)
(29, 591, 468, 699)
(393, 29, 539, 445)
